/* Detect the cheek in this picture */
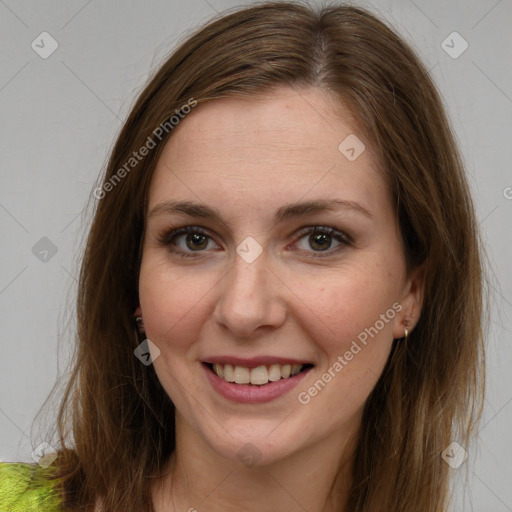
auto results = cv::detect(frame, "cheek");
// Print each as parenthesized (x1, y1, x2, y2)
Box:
(291, 260, 400, 352)
(138, 255, 216, 354)
(289, 259, 401, 416)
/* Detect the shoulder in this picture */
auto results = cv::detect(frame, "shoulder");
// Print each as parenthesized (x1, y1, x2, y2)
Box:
(0, 461, 64, 512)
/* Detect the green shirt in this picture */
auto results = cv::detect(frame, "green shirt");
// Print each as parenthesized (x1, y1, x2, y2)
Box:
(0, 462, 63, 512)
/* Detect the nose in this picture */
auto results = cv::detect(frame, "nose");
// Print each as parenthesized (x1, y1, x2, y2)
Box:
(213, 248, 287, 339)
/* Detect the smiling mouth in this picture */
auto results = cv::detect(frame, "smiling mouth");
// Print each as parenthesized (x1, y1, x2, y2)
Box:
(204, 362, 314, 386)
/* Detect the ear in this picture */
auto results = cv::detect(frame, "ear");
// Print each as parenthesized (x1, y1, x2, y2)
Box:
(392, 264, 425, 339)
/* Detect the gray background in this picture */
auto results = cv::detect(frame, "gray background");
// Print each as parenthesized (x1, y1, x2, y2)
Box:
(0, 1, 510, 510)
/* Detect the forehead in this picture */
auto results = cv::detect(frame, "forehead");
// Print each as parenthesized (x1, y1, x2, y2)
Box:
(148, 87, 388, 214)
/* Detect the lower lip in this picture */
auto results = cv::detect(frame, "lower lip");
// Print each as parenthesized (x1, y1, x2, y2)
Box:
(203, 364, 312, 404)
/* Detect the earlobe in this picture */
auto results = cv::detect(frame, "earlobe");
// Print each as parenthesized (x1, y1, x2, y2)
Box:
(134, 306, 145, 333)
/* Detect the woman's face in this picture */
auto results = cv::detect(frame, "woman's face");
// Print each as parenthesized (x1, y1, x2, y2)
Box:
(139, 87, 422, 466)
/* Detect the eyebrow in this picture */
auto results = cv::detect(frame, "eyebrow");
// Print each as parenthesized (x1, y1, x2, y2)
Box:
(148, 198, 372, 228)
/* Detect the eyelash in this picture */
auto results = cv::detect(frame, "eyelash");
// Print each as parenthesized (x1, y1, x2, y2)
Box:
(156, 225, 353, 259)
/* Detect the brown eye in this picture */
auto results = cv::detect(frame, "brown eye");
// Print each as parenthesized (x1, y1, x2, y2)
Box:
(308, 232, 333, 251)
(158, 226, 220, 257)
(185, 233, 209, 250)
(294, 226, 352, 256)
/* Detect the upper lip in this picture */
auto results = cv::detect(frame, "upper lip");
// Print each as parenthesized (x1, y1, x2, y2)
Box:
(203, 356, 313, 368)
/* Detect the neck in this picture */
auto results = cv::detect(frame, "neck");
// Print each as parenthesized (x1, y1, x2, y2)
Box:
(152, 416, 356, 512)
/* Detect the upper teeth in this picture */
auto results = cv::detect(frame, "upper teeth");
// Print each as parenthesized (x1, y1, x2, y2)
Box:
(212, 363, 304, 385)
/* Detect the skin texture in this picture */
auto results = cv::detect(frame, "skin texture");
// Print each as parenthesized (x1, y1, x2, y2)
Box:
(138, 87, 423, 512)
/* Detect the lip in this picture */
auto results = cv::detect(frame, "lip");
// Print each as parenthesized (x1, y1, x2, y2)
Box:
(203, 355, 312, 368)
(202, 362, 313, 404)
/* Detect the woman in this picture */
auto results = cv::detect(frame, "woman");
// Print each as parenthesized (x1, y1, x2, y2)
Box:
(0, 2, 485, 511)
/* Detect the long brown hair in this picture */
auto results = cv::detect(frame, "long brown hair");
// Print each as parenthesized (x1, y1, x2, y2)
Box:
(47, 2, 485, 511)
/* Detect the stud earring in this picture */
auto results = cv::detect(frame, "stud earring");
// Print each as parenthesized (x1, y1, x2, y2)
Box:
(403, 317, 412, 341)
(135, 315, 144, 332)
